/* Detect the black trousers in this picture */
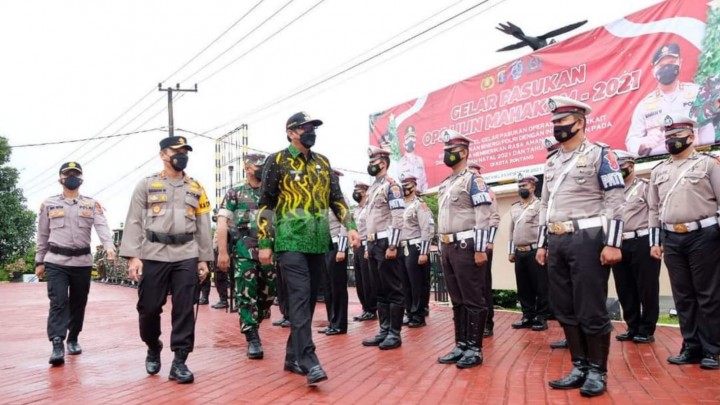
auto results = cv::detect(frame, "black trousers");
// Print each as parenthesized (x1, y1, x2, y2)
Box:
(137, 258, 198, 352)
(45, 262, 92, 341)
(548, 228, 611, 336)
(367, 238, 404, 306)
(484, 249, 495, 328)
(663, 226, 720, 354)
(440, 241, 488, 312)
(403, 243, 430, 318)
(612, 234, 660, 336)
(422, 252, 431, 314)
(199, 261, 212, 299)
(354, 244, 377, 313)
(214, 267, 229, 302)
(325, 243, 348, 331)
(279, 252, 324, 371)
(514, 249, 549, 319)
(276, 256, 290, 318)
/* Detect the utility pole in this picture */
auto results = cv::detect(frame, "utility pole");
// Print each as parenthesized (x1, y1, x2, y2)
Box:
(158, 83, 198, 137)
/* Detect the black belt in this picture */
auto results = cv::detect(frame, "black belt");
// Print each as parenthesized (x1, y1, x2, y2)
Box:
(146, 231, 194, 245)
(49, 244, 91, 257)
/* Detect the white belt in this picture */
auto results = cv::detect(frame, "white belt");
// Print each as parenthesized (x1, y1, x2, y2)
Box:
(439, 230, 475, 244)
(622, 229, 649, 240)
(367, 231, 388, 242)
(361, 239, 367, 247)
(331, 236, 339, 244)
(547, 217, 603, 235)
(400, 238, 422, 246)
(663, 217, 718, 234)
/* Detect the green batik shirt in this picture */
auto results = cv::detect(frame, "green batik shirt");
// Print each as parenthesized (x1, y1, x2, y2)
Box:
(257, 144, 356, 254)
(217, 184, 262, 260)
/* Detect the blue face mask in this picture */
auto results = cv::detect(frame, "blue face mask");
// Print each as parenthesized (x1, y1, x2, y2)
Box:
(62, 175, 83, 190)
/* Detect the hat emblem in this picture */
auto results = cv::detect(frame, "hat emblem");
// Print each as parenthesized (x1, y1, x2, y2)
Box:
(548, 99, 557, 111)
(178, 137, 186, 145)
(662, 46, 669, 54)
(543, 138, 553, 148)
(441, 131, 450, 143)
(68, 162, 76, 168)
(664, 116, 674, 126)
(367, 147, 373, 157)
(516, 173, 524, 181)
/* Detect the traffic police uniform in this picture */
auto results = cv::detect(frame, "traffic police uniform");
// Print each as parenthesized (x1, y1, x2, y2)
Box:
(648, 114, 720, 369)
(508, 175, 549, 330)
(436, 130, 494, 368)
(352, 182, 377, 321)
(399, 174, 433, 327)
(399, 125, 429, 193)
(612, 150, 661, 343)
(121, 136, 213, 383)
(322, 171, 350, 334)
(539, 97, 625, 395)
(36, 162, 115, 365)
(361, 146, 406, 350)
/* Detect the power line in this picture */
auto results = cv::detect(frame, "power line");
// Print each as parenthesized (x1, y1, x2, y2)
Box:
(9, 128, 162, 148)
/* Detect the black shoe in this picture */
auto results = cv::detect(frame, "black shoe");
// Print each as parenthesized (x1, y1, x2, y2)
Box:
(284, 360, 307, 375)
(360, 312, 377, 321)
(579, 368, 607, 397)
(211, 300, 228, 309)
(230, 302, 239, 313)
(306, 365, 328, 386)
(402, 315, 410, 325)
(408, 319, 426, 328)
(632, 335, 655, 344)
(700, 353, 719, 370)
(550, 339, 568, 349)
(317, 328, 328, 334)
(438, 345, 466, 364)
(168, 350, 194, 384)
(511, 317, 534, 329)
(325, 327, 347, 336)
(668, 347, 703, 365)
(49, 337, 65, 366)
(456, 348, 483, 369)
(244, 328, 264, 360)
(353, 314, 363, 321)
(145, 340, 163, 375)
(379, 333, 402, 350)
(280, 319, 291, 327)
(67, 340, 82, 355)
(549, 365, 587, 389)
(483, 327, 493, 338)
(531, 318, 548, 331)
(198, 296, 209, 305)
(272, 317, 288, 326)
(615, 331, 635, 341)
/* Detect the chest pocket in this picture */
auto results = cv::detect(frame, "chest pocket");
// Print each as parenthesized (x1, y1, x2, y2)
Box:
(48, 209, 65, 229)
(185, 194, 199, 220)
(683, 172, 706, 185)
(572, 166, 596, 185)
(654, 172, 670, 186)
(148, 194, 168, 217)
(525, 207, 539, 222)
(79, 205, 95, 228)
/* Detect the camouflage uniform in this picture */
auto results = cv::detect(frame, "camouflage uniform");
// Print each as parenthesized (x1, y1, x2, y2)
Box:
(218, 184, 277, 332)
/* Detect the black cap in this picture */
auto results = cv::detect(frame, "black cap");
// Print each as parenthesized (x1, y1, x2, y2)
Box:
(159, 136, 193, 151)
(652, 43, 680, 66)
(244, 153, 267, 166)
(59, 161, 83, 175)
(286, 112, 323, 129)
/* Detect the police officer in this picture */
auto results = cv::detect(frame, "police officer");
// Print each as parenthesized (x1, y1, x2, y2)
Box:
(216, 153, 277, 359)
(398, 125, 428, 193)
(121, 136, 213, 384)
(508, 175, 549, 331)
(436, 130, 494, 369)
(467, 161, 500, 337)
(351, 181, 378, 322)
(612, 150, 661, 344)
(648, 114, 720, 370)
(626, 43, 713, 156)
(318, 169, 350, 335)
(361, 146, 406, 350)
(537, 96, 625, 396)
(257, 112, 360, 385)
(399, 174, 433, 327)
(35, 162, 116, 366)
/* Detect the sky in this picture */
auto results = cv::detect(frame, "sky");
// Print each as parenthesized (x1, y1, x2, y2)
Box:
(0, 0, 662, 239)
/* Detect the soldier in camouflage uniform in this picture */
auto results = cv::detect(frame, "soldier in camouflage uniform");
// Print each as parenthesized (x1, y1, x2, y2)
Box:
(94, 245, 107, 282)
(216, 153, 276, 359)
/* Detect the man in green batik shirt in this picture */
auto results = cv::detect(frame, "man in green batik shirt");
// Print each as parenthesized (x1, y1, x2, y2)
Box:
(216, 153, 276, 360)
(258, 112, 360, 386)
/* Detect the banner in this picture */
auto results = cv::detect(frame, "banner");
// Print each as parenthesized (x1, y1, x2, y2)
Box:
(369, 0, 720, 190)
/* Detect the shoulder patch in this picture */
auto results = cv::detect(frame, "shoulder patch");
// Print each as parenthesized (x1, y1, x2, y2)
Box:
(387, 183, 405, 210)
(39, 203, 45, 214)
(597, 147, 624, 190)
(470, 174, 492, 206)
(95, 201, 104, 212)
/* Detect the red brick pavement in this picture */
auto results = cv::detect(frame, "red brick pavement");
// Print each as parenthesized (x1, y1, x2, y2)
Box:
(1, 283, 719, 405)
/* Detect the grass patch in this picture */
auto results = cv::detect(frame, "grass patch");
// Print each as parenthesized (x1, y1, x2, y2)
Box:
(657, 314, 680, 325)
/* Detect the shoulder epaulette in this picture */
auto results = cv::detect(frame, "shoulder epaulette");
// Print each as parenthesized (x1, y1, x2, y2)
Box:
(512, 200, 521, 205)
(594, 141, 609, 148)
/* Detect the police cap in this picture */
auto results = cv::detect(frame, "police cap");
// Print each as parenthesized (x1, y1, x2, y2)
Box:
(286, 111, 323, 130)
(59, 161, 83, 175)
(548, 96, 592, 120)
(652, 43, 680, 66)
(663, 114, 697, 136)
(159, 136, 193, 151)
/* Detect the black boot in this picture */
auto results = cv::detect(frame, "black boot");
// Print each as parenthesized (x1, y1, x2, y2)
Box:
(145, 340, 163, 375)
(169, 349, 194, 384)
(244, 327, 264, 360)
(67, 338, 82, 355)
(580, 333, 610, 397)
(438, 306, 467, 364)
(549, 325, 587, 389)
(362, 303, 390, 346)
(379, 303, 404, 350)
(456, 308, 485, 368)
(49, 337, 65, 366)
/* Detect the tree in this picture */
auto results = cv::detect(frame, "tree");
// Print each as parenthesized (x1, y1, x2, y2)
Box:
(0, 136, 36, 267)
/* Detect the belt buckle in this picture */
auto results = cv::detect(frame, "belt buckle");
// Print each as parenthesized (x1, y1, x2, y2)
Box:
(673, 223, 689, 233)
(517, 246, 530, 252)
(368, 234, 375, 242)
(549, 222, 565, 235)
(440, 234, 452, 244)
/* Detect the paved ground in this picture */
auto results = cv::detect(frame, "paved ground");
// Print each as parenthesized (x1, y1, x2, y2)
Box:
(1, 283, 719, 405)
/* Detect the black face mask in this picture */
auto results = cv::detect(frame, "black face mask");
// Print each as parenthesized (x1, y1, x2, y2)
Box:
(300, 129, 316, 149)
(169, 153, 188, 171)
(553, 121, 580, 143)
(62, 175, 83, 190)
(665, 136, 692, 154)
(621, 168, 631, 179)
(352, 191, 363, 203)
(403, 187, 414, 197)
(518, 189, 531, 199)
(655, 64, 680, 85)
(405, 140, 415, 153)
(367, 162, 382, 176)
(253, 166, 264, 182)
(443, 150, 463, 167)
